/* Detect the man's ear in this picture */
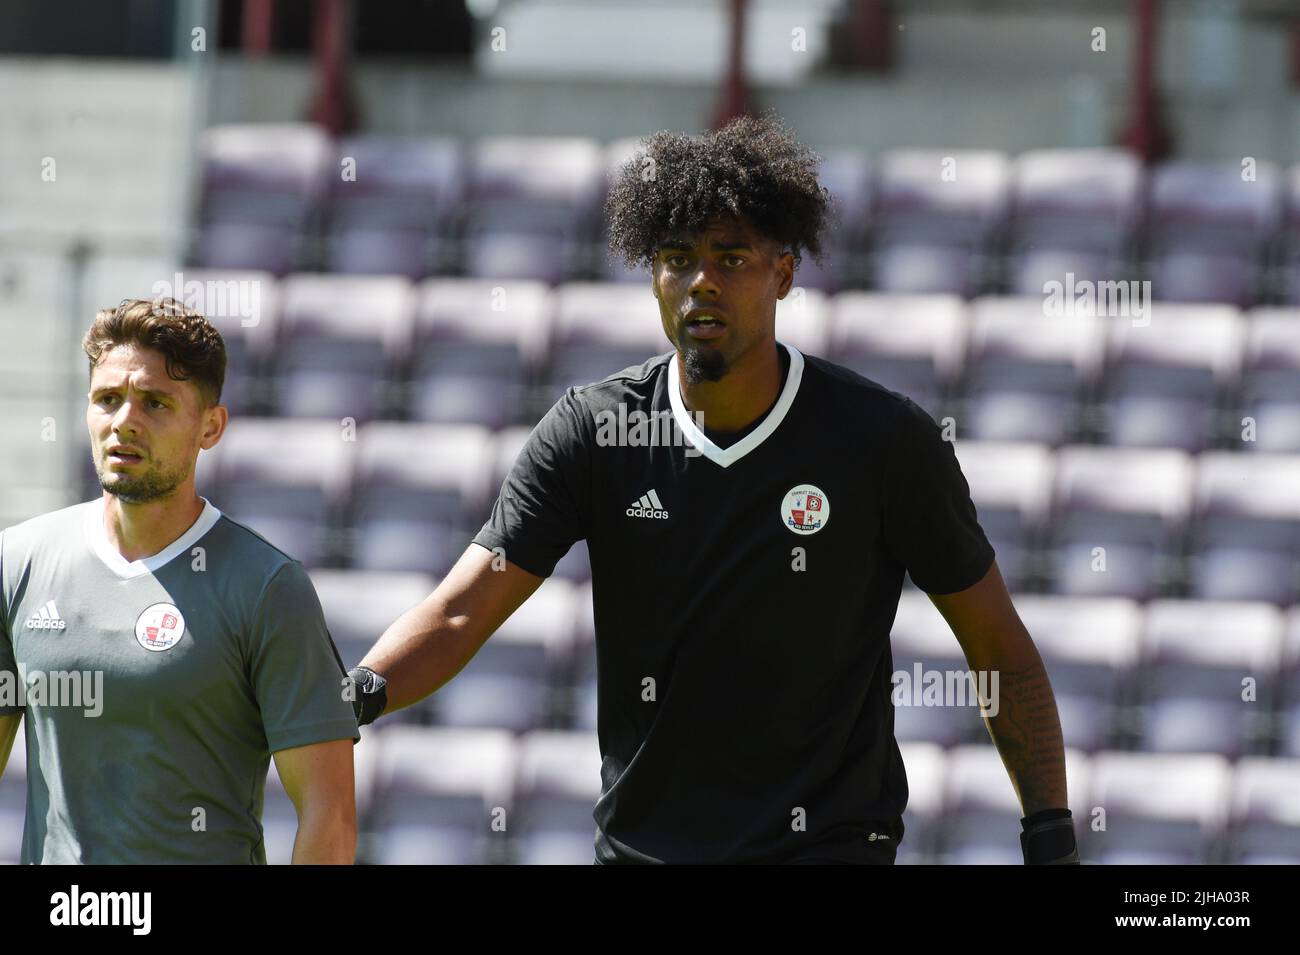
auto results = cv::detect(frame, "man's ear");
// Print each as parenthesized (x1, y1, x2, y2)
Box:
(776, 248, 795, 299)
(199, 404, 228, 451)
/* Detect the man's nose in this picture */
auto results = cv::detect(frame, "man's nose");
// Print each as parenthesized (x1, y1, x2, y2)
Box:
(688, 260, 723, 297)
(110, 399, 141, 437)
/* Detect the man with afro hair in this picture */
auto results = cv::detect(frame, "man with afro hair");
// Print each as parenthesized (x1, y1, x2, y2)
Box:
(351, 112, 1078, 866)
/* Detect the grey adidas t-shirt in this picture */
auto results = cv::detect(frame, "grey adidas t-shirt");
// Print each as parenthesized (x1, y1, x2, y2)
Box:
(0, 498, 359, 864)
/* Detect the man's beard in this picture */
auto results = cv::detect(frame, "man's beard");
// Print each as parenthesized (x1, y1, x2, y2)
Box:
(680, 341, 728, 385)
(96, 458, 187, 504)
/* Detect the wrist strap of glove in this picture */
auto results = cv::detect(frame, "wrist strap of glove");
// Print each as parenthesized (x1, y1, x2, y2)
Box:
(1020, 808, 1079, 864)
(347, 666, 388, 727)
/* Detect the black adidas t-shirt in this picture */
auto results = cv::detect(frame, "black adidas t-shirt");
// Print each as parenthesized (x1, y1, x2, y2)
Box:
(472, 342, 995, 864)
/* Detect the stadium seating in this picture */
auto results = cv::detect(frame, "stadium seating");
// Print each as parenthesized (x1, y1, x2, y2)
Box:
(367, 726, 517, 864)
(950, 441, 1053, 591)
(196, 123, 332, 276)
(1242, 309, 1300, 453)
(275, 274, 415, 421)
(962, 297, 1102, 445)
(1226, 757, 1300, 863)
(1009, 148, 1144, 254)
(827, 292, 964, 415)
(410, 278, 549, 428)
(351, 423, 495, 576)
(1135, 600, 1283, 758)
(1083, 752, 1230, 864)
(1098, 304, 1242, 452)
(324, 135, 464, 279)
(510, 730, 604, 864)
(1046, 446, 1194, 600)
(308, 569, 436, 673)
(213, 418, 354, 567)
(1189, 453, 1300, 605)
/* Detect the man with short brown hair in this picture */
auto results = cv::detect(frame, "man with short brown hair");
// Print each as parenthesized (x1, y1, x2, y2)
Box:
(0, 297, 359, 864)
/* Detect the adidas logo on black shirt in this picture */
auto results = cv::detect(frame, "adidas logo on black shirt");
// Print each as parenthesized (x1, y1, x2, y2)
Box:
(626, 489, 669, 520)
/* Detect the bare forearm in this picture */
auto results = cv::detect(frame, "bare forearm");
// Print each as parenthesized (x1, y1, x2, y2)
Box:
(357, 545, 542, 716)
(358, 597, 484, 713)
(291, 807, 356, 864)
(930, 561, 1070, 818)
(982, 652, 1068, 815)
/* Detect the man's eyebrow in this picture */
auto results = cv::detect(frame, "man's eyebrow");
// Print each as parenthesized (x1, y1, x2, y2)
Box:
(91, 383, 178, 399)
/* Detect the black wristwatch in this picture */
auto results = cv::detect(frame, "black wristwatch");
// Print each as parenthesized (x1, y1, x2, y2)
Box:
(347, 666, 388, 727)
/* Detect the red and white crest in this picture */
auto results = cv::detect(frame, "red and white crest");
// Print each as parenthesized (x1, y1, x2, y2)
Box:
(135, 602, 186, 652)
(780, 484, 830, 536)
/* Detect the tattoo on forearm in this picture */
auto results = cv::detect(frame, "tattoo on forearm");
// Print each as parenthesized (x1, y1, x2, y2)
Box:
(987, 663, 1066, 811)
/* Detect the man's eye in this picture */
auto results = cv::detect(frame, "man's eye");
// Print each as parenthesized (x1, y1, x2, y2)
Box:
(149, 399, 167, 410)
(97, 394, 118, 406)
(663, 252, 744, 267)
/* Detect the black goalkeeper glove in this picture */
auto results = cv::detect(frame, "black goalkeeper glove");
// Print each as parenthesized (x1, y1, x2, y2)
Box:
(1020, 808, 1080, 864)
(347, 666, 388, 727)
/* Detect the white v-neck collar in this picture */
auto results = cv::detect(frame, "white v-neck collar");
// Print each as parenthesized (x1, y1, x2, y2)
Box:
(85, 496, 223, 579)
(668, 341, 805, 468)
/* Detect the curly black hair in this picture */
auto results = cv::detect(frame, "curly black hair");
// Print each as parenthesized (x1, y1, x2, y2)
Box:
(605, 110, 834, 273)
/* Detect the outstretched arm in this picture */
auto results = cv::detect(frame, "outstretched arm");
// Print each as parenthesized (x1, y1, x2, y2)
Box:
(359, 543, 545, 715)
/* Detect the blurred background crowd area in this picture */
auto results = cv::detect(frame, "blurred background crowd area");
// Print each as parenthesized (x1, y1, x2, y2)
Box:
(1, 0, 1300, 863)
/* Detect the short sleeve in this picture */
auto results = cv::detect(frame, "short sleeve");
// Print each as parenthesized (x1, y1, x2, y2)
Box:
(472, 387, 592, 578)
(247, 561, 359, 752)
(882, 397, 996, 595)
(0, 531, 20, 716)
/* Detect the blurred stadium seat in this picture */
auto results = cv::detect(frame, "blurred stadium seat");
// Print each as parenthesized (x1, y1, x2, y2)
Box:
(827, 292, 965, 415)
(1135, 600, 1283, 758)
(963, 297, 1102, 445)
(367, 726, 516, 865)
(324, 134, 464, 279)
(1047, 446, 1194, 600)
(1083, 752, 1231, 864)
(511, 730, 603, 864)
(1190, 452, 1300, 605)
(274, 274, 415, 421)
